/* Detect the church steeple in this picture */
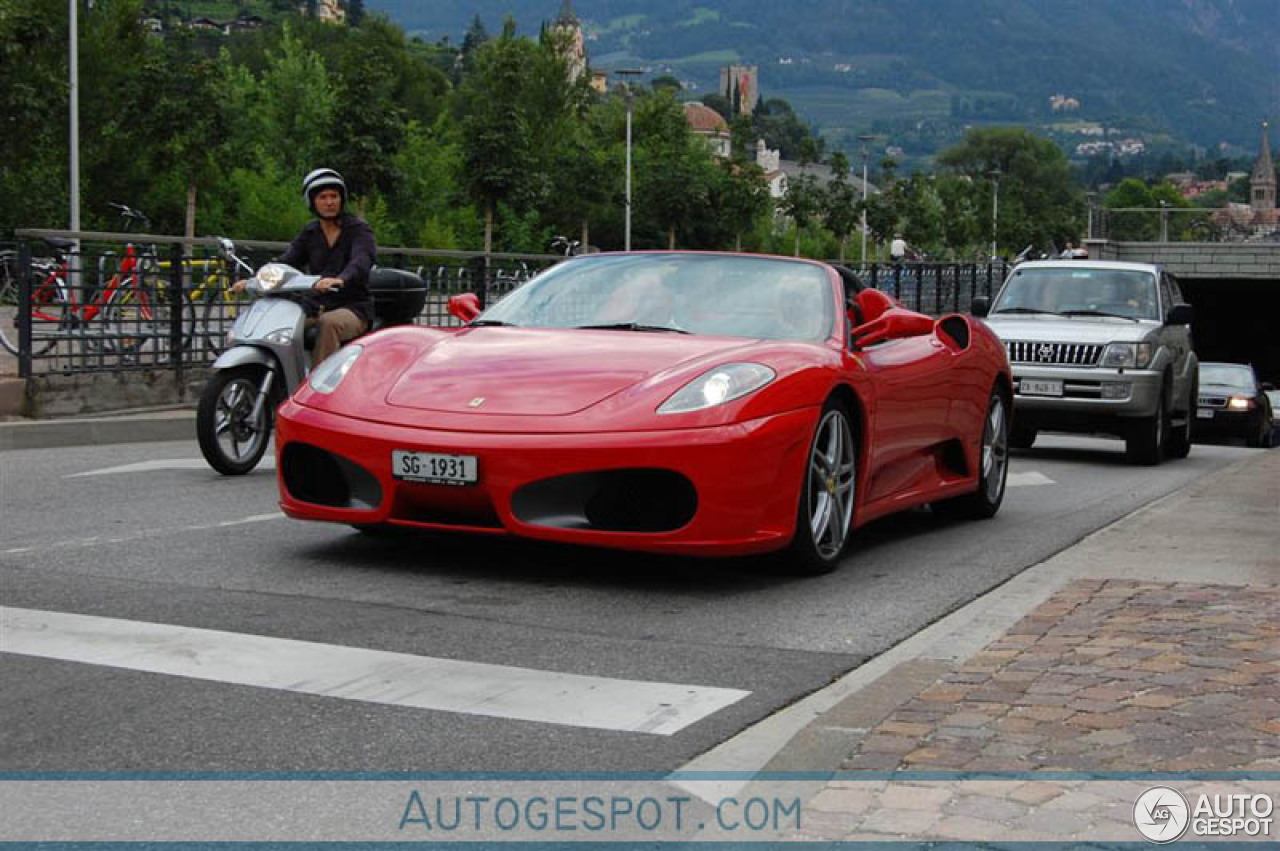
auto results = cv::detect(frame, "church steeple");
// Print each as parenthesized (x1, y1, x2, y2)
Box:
(1250, 121, 1276, 212)
(556, 0, 579, 27)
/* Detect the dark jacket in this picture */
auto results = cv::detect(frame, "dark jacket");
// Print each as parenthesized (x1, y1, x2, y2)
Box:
(277, 213, 376, 322)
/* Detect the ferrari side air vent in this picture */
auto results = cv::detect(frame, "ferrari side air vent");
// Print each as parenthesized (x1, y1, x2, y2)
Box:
(282, 442, 382, 510)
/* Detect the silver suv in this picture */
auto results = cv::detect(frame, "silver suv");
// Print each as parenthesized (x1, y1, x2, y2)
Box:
(973, 260, 1197, 464)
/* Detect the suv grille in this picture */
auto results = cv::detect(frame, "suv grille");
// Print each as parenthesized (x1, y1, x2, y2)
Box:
(1006, 341, 1103, 366)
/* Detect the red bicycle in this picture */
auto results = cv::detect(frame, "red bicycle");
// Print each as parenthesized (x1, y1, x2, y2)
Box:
(0, 205, 176, 358)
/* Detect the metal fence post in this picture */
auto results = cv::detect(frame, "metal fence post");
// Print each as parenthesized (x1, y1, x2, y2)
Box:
(16, 240, 32, 378)
(169, 242, 184, 374)
(934, 265, 943, 315)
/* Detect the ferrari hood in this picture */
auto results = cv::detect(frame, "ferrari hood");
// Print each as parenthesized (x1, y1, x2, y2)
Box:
(384, 327, 756, 416)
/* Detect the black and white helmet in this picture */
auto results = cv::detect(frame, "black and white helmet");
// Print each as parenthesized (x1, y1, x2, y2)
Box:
(301, 167, 347, 213)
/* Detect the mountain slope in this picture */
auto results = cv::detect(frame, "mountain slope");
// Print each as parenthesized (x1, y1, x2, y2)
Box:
(368, 0, 1278, 152)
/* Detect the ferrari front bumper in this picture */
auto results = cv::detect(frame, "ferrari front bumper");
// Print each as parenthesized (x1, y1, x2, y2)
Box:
(274, 399, 821, 557)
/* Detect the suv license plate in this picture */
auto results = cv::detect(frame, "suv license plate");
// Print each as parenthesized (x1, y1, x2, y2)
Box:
(1021, 379, 1063, 397)
(392, 450, 478, 485)
(1196, 408, 1214, 419)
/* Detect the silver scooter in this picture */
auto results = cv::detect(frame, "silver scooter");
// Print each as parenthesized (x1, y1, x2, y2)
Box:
(197, 239, 318, 475)
(196, 239, 427, 475)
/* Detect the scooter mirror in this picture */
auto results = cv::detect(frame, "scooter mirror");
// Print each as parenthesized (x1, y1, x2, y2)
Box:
(217, 237, 236, 257)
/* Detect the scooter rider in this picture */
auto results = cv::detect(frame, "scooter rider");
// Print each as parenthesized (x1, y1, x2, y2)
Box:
(233, 167, 376, 364)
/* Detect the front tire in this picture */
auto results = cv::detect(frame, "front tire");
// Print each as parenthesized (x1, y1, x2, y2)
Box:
(197, 366, 275, 475)
(1126, 390, 1166, 466)
(1164, 374, 1195, 460)
(784, 399, 858, 575)
(1009, 424, 1037, 450)
(934, 386, 1011, 520)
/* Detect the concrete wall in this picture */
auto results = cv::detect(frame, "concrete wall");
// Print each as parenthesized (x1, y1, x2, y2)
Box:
(1086, 240, 1280, 279)
(24, 369, 210, 418)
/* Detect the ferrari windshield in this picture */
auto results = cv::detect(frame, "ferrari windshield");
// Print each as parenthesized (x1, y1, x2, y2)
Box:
(993, 267, 1160, 320)
(477, 253, 834, 341)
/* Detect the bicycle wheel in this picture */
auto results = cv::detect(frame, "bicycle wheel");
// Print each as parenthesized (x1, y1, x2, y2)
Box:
(101, 274, 190, 358)
(0, 271, 68, 357)
(197, 270, 249, 359)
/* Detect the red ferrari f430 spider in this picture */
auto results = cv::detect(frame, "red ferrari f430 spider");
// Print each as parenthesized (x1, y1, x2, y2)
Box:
(275, 252, 1012, 574)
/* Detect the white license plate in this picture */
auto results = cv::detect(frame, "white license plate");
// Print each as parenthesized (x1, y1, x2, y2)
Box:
(392, 450, 478, 485)
(1196, 408, 1215, 419)
(1020, 379, 1063, 397)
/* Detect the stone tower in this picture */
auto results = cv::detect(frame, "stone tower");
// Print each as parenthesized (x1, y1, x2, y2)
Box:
(552, 0, 586, 83)
(1250, 121, 1276, 212)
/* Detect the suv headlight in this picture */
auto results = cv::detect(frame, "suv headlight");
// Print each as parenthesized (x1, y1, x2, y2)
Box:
(308, 344, 362, 394)
(1099, 342, 1153, 369)
(657, 363, 775, 414)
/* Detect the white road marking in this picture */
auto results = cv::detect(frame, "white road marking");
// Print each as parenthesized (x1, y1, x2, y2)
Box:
(1, 513, 284, 556)
(66, 458, 276, 478)
(0, 607, 749, 735)
(1007, 471, 1055, 487)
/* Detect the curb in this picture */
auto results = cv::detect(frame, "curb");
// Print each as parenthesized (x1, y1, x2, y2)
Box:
(0, 409, 196, 451)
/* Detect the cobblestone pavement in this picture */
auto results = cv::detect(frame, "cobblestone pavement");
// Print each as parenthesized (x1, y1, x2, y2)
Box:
(842, 579, 1280, 774)
(787, 578, 1280, 841)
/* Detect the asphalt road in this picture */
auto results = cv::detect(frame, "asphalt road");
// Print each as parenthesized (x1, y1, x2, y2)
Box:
(0, 434, 1258, 772)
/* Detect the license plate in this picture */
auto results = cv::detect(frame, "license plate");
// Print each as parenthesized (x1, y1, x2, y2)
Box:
(1020, 379, 1063, 397)
(1196, 408, 1215, 419)
(392, 450, 478, 485)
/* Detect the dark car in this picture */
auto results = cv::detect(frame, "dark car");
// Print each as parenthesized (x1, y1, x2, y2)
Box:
(1194, 362, 1274, 448)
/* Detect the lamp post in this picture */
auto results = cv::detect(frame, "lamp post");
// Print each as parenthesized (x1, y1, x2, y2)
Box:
(857, 134, 875, 267)
(615, 68, 644, 251)
(987, 168, 1001, 260)
(69, 0, 81, 283)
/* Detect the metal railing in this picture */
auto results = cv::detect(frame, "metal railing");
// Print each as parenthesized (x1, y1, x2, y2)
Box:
(1091, 206, 1276, 243)
(5, 231, 1008, 377)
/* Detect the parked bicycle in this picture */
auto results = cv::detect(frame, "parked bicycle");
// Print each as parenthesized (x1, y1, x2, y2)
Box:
(0, 204, 185, 359)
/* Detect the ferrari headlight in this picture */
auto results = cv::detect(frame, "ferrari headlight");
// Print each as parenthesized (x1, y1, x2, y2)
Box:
(254, 263, 290, 291)
(308, 344, 362, 394)
(657, 363, 775, 414)
(1099, 342, 1153, 369)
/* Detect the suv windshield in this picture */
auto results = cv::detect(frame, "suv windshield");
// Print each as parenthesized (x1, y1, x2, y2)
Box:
(993, 267, 1159, 321)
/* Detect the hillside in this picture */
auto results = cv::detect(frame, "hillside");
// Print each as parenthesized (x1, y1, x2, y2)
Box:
(368, 0, 1278, 160)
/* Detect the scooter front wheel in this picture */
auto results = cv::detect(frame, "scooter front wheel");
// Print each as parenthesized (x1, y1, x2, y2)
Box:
(197, 365, 275, 475)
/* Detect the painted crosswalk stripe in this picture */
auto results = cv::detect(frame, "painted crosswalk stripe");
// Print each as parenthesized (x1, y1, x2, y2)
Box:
(66, 458, 276, 478)
(0, 607, 748, 735)
(1007, 471, 1055, 487)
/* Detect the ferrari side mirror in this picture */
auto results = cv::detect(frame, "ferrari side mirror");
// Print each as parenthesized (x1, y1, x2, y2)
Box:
(448, 293, 482, 322)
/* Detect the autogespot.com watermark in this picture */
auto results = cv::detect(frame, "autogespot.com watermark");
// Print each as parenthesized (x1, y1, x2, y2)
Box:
(398, 790, 801, 836)
(1134, 786, 1275, 843)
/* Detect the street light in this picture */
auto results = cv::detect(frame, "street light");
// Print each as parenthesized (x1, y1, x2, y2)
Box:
(615, 68, 644, 251)
(987, 168, 1001, 260)
(857, 134, 876, 267)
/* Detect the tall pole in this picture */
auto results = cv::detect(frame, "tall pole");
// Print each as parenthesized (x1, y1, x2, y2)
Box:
(857, 134, 874, 267)
(69, 0, 81, 289)
(988, 168, 1001, 260)
(69, 0, 80, 236)
(616, 69, 643, 251)
(625, 91, 633, 251)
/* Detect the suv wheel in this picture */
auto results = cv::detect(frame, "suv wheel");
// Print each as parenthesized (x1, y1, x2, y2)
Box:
(1126, 391, 1166, 465)
(1009, 424, 1037, 450)
(1164, 375, 1195, 460)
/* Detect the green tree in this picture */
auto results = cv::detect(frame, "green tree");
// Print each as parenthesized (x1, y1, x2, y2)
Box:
(634, 90, 715, 249)
(936, 127, 1083, 257)
(453, 18, 538, 254)
(712, 159, 770, 251)
(822, 152, 860, 262)
(0, 0, 68, 232)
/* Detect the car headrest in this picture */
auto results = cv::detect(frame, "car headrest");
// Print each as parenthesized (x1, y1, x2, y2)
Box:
(855, 288, 895, 325)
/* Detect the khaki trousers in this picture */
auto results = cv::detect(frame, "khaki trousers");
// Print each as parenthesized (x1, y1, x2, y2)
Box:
(308, 308, 368, 366)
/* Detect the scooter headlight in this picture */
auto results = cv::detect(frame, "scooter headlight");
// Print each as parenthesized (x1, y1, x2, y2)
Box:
(308, 344, 362, 395)
(255, 263, 290, 291)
